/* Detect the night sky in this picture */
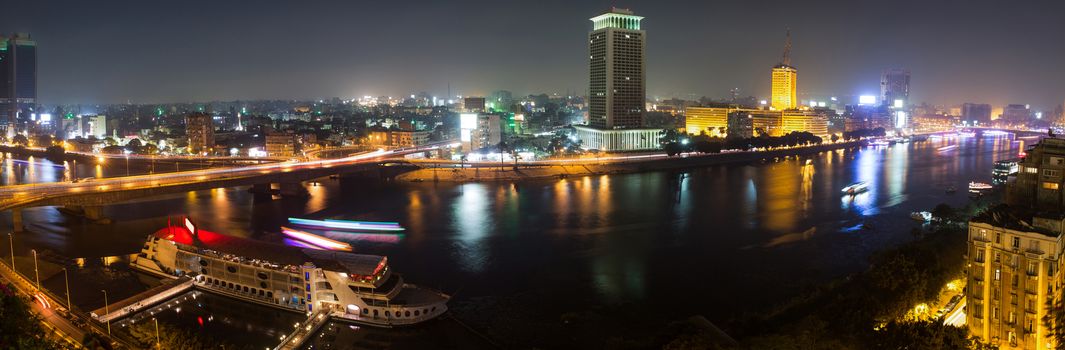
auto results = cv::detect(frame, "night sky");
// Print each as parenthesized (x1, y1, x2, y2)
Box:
(3, 0, 1064, 108)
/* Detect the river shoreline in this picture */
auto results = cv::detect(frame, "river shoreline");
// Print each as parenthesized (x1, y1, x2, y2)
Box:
(398, 140, 866, 182)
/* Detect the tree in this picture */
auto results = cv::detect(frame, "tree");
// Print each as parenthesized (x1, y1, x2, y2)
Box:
(1044, 296, 1065, 350)
(142, 143, 159, 155)
(11, 134, 28, 147)
(0, 284, 61, 349)
(931, 203, 957, 223)
(664, 142, 683, 157)
(871, 321, 981, 350)
(101, 145, 125, 154)
(830, 134, 840, 143)
(44, 145, 65, 161)
(126, 138, 143, 154)
(103, 137, 117, 147)
(35, 134, 53, 147)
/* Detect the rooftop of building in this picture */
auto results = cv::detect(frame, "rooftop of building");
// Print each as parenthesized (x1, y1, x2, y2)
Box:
(152, 225, 387, 276)
(970, 204, 1065, 238)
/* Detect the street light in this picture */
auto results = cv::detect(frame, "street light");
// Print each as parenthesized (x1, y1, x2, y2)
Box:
(62, 268, 71, 310)
(102, 289, 110, 335)
(7, 233, 13, 270)
(31, 249, 39, 291)
(154, 318, 161, 349)
(125, 155, 130, 176)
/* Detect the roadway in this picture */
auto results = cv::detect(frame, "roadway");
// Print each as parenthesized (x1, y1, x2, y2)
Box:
(0, 142, 450, 212)
(0, 259, 93, 348)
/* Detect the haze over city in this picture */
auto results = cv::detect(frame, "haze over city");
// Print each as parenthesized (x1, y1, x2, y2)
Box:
(3, 0, 1064, 107)
(2, 1, 1065, 349)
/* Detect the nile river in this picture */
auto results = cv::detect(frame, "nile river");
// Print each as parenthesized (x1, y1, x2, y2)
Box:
(0, 134, 1025, 348)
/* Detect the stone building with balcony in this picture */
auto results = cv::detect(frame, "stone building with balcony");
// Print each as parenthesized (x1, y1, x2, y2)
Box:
(967, 137, 1065, 349)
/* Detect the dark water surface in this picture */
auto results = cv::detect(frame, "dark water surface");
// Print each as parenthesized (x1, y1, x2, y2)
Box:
(0, 135, 1023, 347)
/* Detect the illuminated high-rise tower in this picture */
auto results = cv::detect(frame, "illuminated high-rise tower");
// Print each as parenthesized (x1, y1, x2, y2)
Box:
(880, 68, 911, 107)
(0, 33, 37, 136)
(771, 29, 797, 110)
(588, 7, 645, 129)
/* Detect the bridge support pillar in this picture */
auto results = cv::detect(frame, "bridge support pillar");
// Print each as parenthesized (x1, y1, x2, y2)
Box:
(11, 209, 23, 233)
(249, 183, 272, 194)
(279, 182, 308, 198)
(83, 206, 104, 221)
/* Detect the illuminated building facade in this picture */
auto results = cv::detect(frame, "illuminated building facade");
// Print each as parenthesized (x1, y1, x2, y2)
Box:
(463, 97, 485, 113)
(460, 113, 500, 151)
(185, 112, 215, 155)
(911, 114, 957, 133)
(966, 216, 1060, 350)
(265, 132, 296, 157)
(684, 106, 734, 136)
(880, 68, 910, 107)
(578, 8, 659, 151)
(683, 106, 826, 138)
(0, 33, 37, 136)
(727, 111, 754, 139)
(781, 110, 828, 137)
(770, 29, 797, 110)
(771, 65, 797, 110)
(1001, 104, 1031, 124)
(962, 103, 993, 126)
(967, 138, 1065, 349)
(574, 125, 662, 151)
(588, 7, 645, 129)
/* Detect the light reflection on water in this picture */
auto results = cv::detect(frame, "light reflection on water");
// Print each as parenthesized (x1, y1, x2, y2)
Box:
(0, 134, 1025, 345)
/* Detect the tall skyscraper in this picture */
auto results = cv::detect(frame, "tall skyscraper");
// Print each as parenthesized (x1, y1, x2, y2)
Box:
(0, 33, 37, 136)
(587, 7, 645, 129)
(771, 30, 797, 110)
(880, 68, 911, 107)
(962, 103, 993, 125)
(185, 112, 215, 155)
(576, 8, 661, 151)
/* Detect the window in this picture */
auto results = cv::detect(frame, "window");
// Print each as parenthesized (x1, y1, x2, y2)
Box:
(995, 269, 1001, 280)
(993, 307, 999, 320)
(1030, 240, 1041, 252)
(1012, 237, 1020, 248)
(976, 250, 985, 263)
(996, 234, 1001, 244)
(1029, 262, 1038, 276)
(1044, 169, 1061, 177)
(1026, 167, 1038, 174)
(1043, 182, 1060, 190)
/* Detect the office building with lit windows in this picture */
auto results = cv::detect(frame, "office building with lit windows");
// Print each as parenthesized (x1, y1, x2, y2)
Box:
(880, 68, 910, 107)
(967, 210, 1061, 350)
(771, 65, 797, 110)
(966, 137, 1065, 349)
(185, 112, 215, 155)
(684, 106, 827, 138)
(577, 8, 661, 151)
(0, 33, 37, 136)
(781, 110, 828, 137)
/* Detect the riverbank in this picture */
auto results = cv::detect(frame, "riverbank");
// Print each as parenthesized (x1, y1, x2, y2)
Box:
(397, 140, 864, 182)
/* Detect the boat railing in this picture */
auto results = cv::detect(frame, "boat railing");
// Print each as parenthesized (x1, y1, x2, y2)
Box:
(183, 245, 301, 273)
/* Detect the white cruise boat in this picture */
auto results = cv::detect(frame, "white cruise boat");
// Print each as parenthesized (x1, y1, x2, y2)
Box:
(131, 219, 449, 327)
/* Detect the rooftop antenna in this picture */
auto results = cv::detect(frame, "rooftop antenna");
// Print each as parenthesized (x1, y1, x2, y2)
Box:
(781, 27, 792, 66)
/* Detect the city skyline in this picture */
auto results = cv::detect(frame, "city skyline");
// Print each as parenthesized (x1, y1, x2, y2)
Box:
(2, 0, 1064, 109)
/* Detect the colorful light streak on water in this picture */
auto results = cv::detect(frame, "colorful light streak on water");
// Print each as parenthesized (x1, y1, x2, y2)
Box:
(281, 227, 352, 251)
(288, 217, 405, 232)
